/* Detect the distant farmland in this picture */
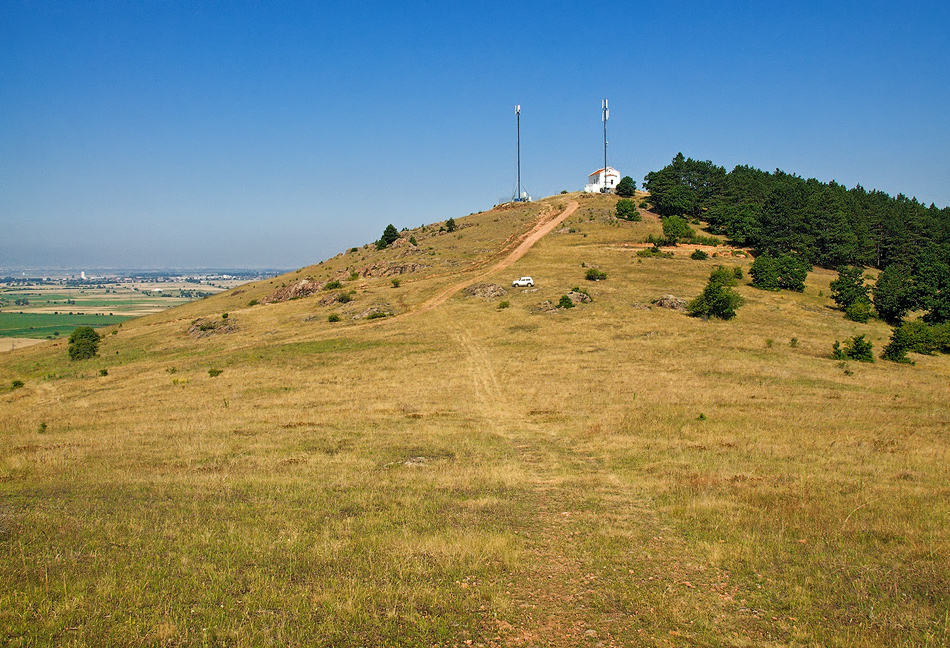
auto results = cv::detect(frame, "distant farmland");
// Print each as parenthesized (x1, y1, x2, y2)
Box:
(0, 312, 131, 338)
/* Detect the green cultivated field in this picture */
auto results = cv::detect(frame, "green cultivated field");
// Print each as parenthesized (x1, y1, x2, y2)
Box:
(0, 312, 131, 338)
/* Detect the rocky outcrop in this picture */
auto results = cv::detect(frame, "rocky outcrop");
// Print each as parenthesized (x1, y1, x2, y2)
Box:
(262, 279, 325, 303)
(463, 283, 507, 299)
(188, 317, 238, 338)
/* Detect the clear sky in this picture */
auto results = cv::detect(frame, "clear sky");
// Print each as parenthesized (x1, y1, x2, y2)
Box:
(2, 1, 948, 269)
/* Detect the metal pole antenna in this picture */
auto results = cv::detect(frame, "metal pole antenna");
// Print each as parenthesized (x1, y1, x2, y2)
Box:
(516, 105, 521, 201)
(602, 99, 608, 193)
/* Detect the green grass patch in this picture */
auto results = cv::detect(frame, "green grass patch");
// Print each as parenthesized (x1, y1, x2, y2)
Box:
(0, 312, 131, 338)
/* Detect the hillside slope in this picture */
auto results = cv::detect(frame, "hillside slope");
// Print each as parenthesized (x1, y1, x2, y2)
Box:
(1, 193, 948, 647)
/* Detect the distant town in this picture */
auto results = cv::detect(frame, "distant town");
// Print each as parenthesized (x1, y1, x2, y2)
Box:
(0, 268, 289, 346)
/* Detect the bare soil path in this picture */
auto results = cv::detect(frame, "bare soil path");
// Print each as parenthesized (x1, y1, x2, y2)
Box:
(413, 200, 579, 315)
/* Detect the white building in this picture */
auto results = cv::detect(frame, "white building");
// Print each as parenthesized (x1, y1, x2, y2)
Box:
(583, 166, 621, 193)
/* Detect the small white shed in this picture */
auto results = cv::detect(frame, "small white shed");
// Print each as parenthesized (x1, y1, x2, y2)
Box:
(584, 167, 621, 193)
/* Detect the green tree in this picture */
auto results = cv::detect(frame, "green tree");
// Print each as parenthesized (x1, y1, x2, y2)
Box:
(872, 264, 915, 324)
(753, 253, 809, 291)
(376, 224, 400, 250)
(615, 199, 640, 221)
(615, 176, 636, 197)
(749, 254, 780, 290)
(830, 266, 870, 310)
(68, 326, 101, 361)
(445, 217, 458, 233)
(776, 254, 809, 292)
(688, 266, 744, 320)
(662, 215, 693, 245)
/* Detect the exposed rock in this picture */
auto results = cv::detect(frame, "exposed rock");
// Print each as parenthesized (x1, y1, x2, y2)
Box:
(356, 261, 431, 278)
(188, 317, 238, 338)
(566, 290, 592, 305)
(653, 295, 687, 310)
(262, 279, 325, 303)
(463, 283, 507, 299)
(354, 305, 394, 320)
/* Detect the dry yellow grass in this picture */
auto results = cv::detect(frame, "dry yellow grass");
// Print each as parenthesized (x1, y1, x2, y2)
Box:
(1, 194, 948, 646)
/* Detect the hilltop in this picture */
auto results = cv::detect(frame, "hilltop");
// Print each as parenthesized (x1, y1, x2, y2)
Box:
(1, 193, 948, 647)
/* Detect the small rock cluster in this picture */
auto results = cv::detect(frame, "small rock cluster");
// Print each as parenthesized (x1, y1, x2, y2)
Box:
(463, 283, 507, 299)
(188, 317, 238, 338)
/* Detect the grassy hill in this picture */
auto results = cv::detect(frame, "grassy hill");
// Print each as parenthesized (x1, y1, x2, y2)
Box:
(1, 193, 948, 647)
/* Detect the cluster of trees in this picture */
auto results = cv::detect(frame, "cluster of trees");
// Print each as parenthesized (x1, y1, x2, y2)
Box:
(644, 153, 950, 324)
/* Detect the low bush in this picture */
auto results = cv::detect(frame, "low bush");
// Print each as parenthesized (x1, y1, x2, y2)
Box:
(585, 268, 607, 281)
(328, 313, 341, 323)
(688, 266, 744, 320)
(337, 291, 355, 304)
(11, 379, 24, 389)
(831, 335, 874, 362)
(497, 301, 510, 309)
(391, 279, 400, 288)
(615, 199, 640, 221)
(324, 280, 342, 290)
(637, 246, 674, 259)
(557, 295, 575, 309)
(366, 311, 388, 320)
(691, 249, 708, 260)
(845, 300, 871, 323)
(208, 368, 223, 377)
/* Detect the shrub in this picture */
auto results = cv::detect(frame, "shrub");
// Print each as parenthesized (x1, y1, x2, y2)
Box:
(497, 300, 510, 309)
(349, 272, 359, 281)
(324, 280, 342, 290)
(366, 311, 388, 319)
(845, 300, 870, 323)
(688, 266, 744, 320)
(99, 369, 108, 377)
(11, 379, 24, 389)
(557, 295, 575, 309)
(337, 291, 355, 304)
(445, 217, 458, 233)
(637, 246, 674, 259)
(328, 313, 341, 323)
(221, 313, 228, 319)
(830, 266, 870, 310)
(248, 299, 259, 306)
(691, 249, 709, 260)
(391, 278, 401, 288)
(831, 335, 874, 362)
(408, 236, 418, 246)
(208, 368, 223, 377)
(68, 326, 101, 361)
(661, 215, 693, 244)
(585, 268, 607, 281)
(615, 198, 640, 221)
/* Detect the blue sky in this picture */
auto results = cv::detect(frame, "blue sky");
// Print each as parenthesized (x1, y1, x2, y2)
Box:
(2, 1, 948, 269)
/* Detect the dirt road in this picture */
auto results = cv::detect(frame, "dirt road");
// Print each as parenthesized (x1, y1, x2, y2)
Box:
(413, 200, 579, 314)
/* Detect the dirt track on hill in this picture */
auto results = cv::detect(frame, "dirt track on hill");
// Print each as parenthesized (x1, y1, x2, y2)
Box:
(412, 200, 580, 315)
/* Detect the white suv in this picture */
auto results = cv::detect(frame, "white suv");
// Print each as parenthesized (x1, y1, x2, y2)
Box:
(512, 277, 534, 287)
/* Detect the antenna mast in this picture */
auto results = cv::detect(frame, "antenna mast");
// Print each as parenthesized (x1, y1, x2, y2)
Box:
(516, 104, 521, 202)
(602, 98, 609, 193)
